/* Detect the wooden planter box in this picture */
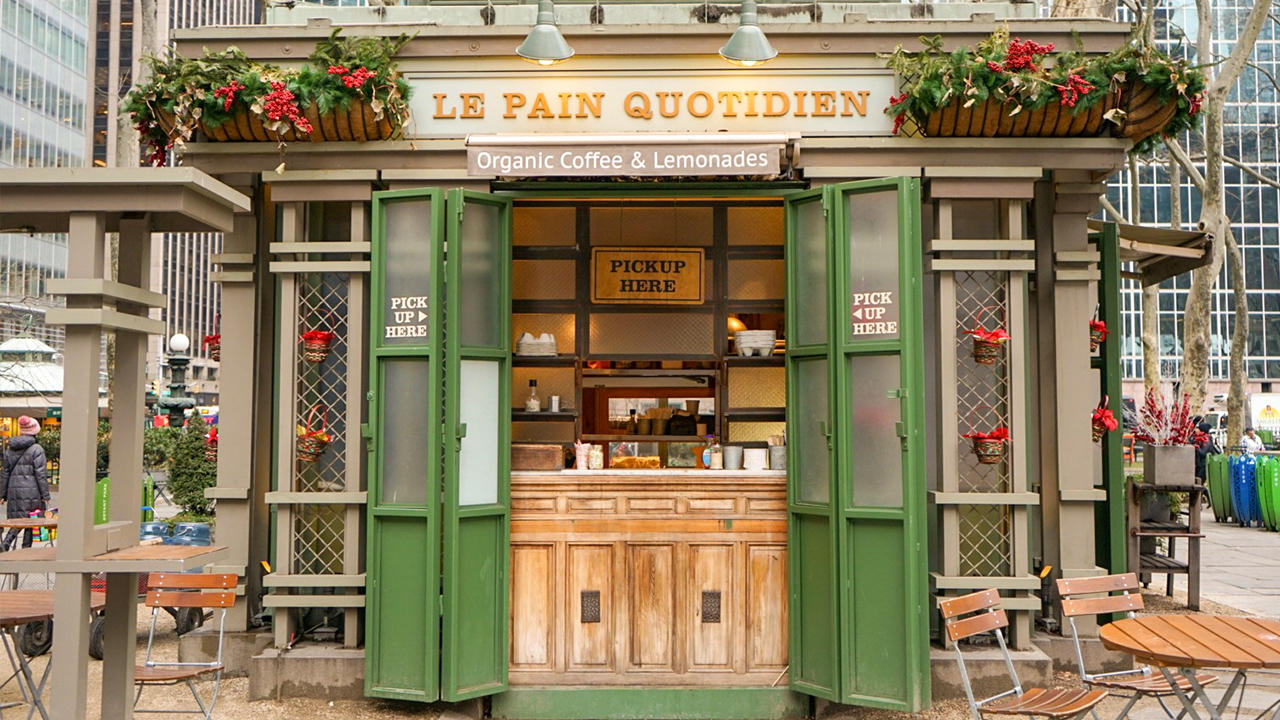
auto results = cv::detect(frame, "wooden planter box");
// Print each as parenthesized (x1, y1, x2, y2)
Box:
(160, 98, 398, 143)
(512, 444, 565, 471)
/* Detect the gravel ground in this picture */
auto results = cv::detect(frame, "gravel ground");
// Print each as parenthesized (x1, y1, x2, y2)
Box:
(0, 590, 1250, 718)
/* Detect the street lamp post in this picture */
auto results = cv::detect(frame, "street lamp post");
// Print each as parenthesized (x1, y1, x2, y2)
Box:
(157, 333, 196, 427)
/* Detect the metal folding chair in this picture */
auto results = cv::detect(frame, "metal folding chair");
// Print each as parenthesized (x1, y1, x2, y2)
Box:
(134, 572, 236, 719)
(939, 589, 1108, 720)
(1057, 573, 1216, 720)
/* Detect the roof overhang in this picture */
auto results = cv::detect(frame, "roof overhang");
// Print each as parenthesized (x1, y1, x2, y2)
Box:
(1088, 218, 1213, 287)
(0, 168, 251, 234)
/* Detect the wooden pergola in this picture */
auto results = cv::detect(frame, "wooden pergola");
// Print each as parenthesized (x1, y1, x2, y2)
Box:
(0, 167, 250, 719)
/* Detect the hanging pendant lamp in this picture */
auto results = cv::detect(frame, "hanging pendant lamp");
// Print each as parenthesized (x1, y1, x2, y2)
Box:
(719, 0, 777, 66)
(517, 0, 575, 66)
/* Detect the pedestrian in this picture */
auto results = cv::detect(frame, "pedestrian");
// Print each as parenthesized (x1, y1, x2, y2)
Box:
(0, 416, 49, 549)
(1242, 426, 1266, 456)
(1194, 421, 1221, 484)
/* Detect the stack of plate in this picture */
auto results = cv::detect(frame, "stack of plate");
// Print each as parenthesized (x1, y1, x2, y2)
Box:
(735, 330, 777, 357)
(516, 332, 558, 356)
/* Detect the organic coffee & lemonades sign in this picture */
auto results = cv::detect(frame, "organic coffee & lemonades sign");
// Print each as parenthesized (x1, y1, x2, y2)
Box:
(592, 248, 705, 305)
(408, 69, 896, 137)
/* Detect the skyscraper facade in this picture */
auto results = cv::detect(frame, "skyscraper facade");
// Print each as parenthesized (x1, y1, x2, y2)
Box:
(1109, 0, 1280, 406)
(0, 0, 89, 351)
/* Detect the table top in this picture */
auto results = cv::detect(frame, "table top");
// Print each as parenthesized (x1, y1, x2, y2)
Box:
(0, 544, 226, 574)
(0, 590, 105, 627)
(1100, 615, 1280, 669)
(0, 518, 57, 529)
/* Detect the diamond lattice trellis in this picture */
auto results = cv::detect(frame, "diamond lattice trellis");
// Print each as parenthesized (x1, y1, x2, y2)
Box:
(294, 272, 350, 493)
(955, 270, 1012, 493)
(958, 504, 1013, 577)
(293, 503, 345, 575)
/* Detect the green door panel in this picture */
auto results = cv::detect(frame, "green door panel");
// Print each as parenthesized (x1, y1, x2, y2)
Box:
(442, 189, 512, 701)
(366, 189, 446, 701)
(786, 180, 928, 712)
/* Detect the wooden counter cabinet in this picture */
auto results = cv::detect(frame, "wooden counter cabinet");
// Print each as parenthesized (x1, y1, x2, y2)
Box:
(509, 470, 788, 686)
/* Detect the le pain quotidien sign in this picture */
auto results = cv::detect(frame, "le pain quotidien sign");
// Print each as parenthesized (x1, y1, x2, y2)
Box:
(592, 248, 705, 305)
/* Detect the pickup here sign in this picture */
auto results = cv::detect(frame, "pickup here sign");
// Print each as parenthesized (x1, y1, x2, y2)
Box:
(591, 248, 705, 305)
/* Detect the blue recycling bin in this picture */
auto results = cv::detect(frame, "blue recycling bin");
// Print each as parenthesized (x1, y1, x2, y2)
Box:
(164, 522, 212, 546)
(139, 521, 170, 541)
(1230, 454, 1263, 527)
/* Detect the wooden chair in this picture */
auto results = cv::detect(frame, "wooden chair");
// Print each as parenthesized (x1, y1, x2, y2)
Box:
(1122, 434, 1136, 465)
(940, 589, 1108, 720)
(134, 572, 236, 719)
(1057, 573, 1215, 720)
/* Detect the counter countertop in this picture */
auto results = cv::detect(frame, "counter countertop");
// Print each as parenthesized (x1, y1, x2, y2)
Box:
(512, 469, 786, 477)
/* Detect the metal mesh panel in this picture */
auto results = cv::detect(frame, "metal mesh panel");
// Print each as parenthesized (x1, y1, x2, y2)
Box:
(589, 205, 713, 246)
(513, 313, 575, 351)
(589, 313, 714, 356)
(292, 504, 345, 575)
(727, 421, 785, 443)
(726, 206, 783, 245)
(955, 270, 1012, 493)
(514, 259, 576, 300)
(727, 366, 785, 408)
(957, 504, 1012, 577)
(512, 367, 576, 409)
(513, 205, 576, 246)
(295, 272, 350, 492)
(727, 259, 785, 300)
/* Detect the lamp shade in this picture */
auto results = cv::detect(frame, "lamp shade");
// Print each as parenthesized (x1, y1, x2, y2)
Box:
(169, 333, 191, 353)
(516, 0, 574, 65)
(719, 0, 777, 66)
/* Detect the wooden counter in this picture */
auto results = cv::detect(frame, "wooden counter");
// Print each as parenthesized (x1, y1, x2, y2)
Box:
(510, 470, 788, 686)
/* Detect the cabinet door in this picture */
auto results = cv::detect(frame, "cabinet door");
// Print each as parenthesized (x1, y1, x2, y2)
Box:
(442, 189, 513, 700)
(367, 188, 446, 701)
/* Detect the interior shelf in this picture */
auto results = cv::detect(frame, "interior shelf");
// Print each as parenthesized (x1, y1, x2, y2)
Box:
(723, 356, 784, 366)
(513, 410, 579, 422)
(581, 434, 708, 443)
(582, 369, 717, 377)
(724, 408, 786, 421)
(513, 354, 577, 366)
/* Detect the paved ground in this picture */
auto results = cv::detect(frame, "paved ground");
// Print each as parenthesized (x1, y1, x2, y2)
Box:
(1150, 506, 1280, 618)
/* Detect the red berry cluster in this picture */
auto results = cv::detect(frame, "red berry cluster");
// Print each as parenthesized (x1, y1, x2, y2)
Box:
(987, 61, 1003, 73)
(327, 65, 349, 75)
(263, 81, 313, 134)
(1056, 73, 1095, 108)
(1001, 38, 1054, 72)
(1188, 92, 1204, 115)
(888, 93, 908, 134)
(213, 80, 245, 112)
(342, 67, 375, 89)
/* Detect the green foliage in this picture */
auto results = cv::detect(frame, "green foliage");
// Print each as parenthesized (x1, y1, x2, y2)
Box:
(165, 511, 215, 530)
(35, 427, 58, 465)
(167, 415, 217, 516)
(123, 29, 414, 164)
(883, 25, 1207, 154)
(97, 420, 110, 473)
(143, 426, 180, 471)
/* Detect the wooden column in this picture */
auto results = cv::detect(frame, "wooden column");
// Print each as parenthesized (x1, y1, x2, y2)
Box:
(209, 179, 262, 631)
(49, 211, 106, 719)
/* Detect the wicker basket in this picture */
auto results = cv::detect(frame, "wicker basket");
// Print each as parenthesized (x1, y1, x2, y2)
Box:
(972, 339, 1003, 365)
(921, 94, 1115, 139)
(297, 405, 330, 463)
(1115, 81, 1180, 147)
(198, 99, 399, 143)
(971, 437, 1006, 465)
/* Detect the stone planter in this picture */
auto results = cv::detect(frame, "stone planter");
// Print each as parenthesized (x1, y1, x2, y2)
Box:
(1143, 444, 1195, 486)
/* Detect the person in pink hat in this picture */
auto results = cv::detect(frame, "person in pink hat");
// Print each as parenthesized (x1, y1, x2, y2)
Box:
(0, 416, 49, 548)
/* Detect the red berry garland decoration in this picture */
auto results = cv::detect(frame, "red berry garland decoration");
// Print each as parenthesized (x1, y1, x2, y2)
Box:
(1002, 38, 1054, 72)
(213, 80, 245, 112)
(1056, 74, 1096, 109)
(262, 81, 313, 136)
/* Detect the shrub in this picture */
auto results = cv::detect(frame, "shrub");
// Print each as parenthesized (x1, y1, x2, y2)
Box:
(168, 415, 217, 516)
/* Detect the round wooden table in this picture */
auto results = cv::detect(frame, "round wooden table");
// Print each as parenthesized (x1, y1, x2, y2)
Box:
(1100, 615, 1280, 720)
(0, 590, 106, 720)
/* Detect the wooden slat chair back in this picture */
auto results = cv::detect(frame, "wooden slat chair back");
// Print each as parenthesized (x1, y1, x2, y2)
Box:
(1056, 573, 1215, 719)
(135, 572, 237, 720)
(940, 589, 1107, 720)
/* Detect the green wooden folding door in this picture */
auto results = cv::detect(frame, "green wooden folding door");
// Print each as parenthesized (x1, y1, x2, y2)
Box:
(784, 179, 930, 712)
(367, 188, 511, 702)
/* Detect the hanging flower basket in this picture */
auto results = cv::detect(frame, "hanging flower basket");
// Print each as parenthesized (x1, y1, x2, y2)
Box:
(1089, 318, 1109, 352)
(204, 426, 218, 463)
(964, 306, 1011, 365)
(1115, 80, 1186, 147)
(203, 315, 221, 362)
(300, 310, 338, 364)
(965, 427, 1011, 464)
(297, 405, 331, 463)
(1092, 397, 1119, 444)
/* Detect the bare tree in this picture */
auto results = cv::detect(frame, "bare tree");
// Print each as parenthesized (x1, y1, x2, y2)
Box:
(1162, 0, 1274, 449)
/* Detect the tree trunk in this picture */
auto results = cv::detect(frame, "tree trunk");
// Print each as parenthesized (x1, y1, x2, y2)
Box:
(1225, 226, 1247, 450)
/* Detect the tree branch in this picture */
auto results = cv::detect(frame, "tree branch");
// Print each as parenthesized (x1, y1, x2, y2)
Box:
(1164, 137, 1208, 193)
(1099, 195, 1130, 225)
(1212, 0, 1276, 95)
(1246, 60, 1280, 95)
(1223, 155, 1280, 191)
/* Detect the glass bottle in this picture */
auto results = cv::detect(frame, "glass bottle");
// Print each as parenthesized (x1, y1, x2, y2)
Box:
(525, 379, 541, 412)
(702, 435, 714, 469)
(709, 435, 724, 470)
(629, 409, 638, 435)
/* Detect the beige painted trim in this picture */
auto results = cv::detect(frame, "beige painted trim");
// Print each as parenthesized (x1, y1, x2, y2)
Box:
(263, 170, 378, 182)
(263, 573, 366, 588)
(931, 573, 1042, 590)
(212, 270, 255, 283)
(928, 259, 1036, 272)
(212, 252, 255, 264)
(263, 595, 364, 608)
(45, 308, 167, 335)
(270, 242, 372, 254)
(264, 491, 368, 504)
(926, 166, 1045, 178)
(0, 167, 250, 211)
(1121, 239, 1204, 259)
(1055, 268, 1102, 281)
(45, 279, 167, 308)
(1055, 183, 1107, 195)
(1055, 251, 1101, 263)
(0, 547, 229, 574)
(1060, 489, 1107, 502)
(801, 166, 922, 179)
(381, 168, 493, 181)
(268, 260, 371, 273)
(929, 492, 1040, 505)
(205, 487, 250, 500)
(926, 240, 1036, 253)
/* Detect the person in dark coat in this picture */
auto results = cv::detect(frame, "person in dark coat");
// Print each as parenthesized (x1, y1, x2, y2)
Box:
(0, 416, 49, 549)
(1193, 421, 1221, 485)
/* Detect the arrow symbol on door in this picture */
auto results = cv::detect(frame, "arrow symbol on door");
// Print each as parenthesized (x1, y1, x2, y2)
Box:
(851, 307, 864, 320)
(418, 311, 429, 322)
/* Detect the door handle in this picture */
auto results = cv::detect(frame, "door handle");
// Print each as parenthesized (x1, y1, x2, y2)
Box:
(818, 420, 833, 450)
(457, 423, 467, 439)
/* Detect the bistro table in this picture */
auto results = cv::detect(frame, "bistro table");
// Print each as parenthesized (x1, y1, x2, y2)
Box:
(0, 520, 57, 591)
(0, 590, 105, 720)
(1099, 615, 1280, 720)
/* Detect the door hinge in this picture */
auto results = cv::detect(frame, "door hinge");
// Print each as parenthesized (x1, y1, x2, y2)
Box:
(455, 202, 465, 223)
(438, 594, 445, 617)
(360, 423, 373, 439)
(895, 421, 907, 439)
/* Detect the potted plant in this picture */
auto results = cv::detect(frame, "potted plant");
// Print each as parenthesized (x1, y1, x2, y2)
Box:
(884, 26, 1206, 152)
(1127, 388, 1198, 486)
(123, 29, 413, 165)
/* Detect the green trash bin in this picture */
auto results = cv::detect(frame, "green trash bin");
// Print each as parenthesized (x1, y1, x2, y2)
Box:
(1207, 453, 1232, 523)
(94, 476, 158, 524)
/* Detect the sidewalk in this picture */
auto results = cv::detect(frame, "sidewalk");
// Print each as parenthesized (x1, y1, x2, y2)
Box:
(1155, 506, 1280, 619)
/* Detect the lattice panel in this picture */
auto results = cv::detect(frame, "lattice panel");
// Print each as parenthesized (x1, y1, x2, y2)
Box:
(955, 270, 1013, 493)
(294, 272, 350, 493)
(958, 504, 1013, 577)
(292, 504, 345, 575)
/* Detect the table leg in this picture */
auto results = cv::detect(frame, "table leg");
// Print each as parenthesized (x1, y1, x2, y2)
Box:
(0, 628, 30, 704)
(5, 628, 48, 720)
(1158, 667, 1210, 720)
(1195, 669, 1245, 719)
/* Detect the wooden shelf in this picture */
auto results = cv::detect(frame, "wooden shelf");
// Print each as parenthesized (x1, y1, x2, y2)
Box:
(513, 410, 578, 422)
(582, 369, 717, 377)
(513, 354, 577, 367)
(582, 434, 706, 443)
(723, 356, 784, 366)
(1139, 554, 1189, 573)
(1133, 521, 1202, 538)
(724, 408, 785, 421)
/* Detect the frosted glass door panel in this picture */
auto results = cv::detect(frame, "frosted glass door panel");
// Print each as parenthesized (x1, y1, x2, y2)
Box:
(846, 191, 900, 341)
(459, 202, 501, 348)
(383, 199, 434, 346)
(459, 359, 500, 506)
(792, 198, 828, 347)
(793, 357, 831, 505)
(380, 359, 430, 506)
(848, 353, 904, 507)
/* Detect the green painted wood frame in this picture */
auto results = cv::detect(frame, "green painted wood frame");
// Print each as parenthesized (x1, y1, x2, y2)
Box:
(784, 179, 930, 711)
(366, 188, 447, 700)
(1091, 222, 1125, 576)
